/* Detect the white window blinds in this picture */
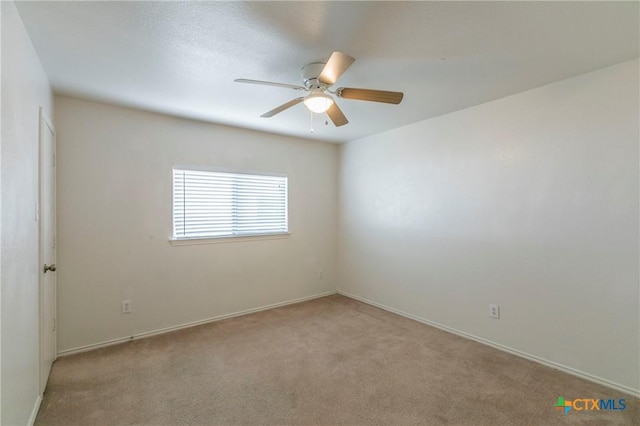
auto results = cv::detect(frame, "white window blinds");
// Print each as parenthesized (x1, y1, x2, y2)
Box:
(173, 168, 288, 239)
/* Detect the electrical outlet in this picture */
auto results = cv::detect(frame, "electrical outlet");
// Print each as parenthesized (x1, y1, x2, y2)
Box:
(317, 268, 324, 279)
(121, 300, 132, 314)
(489, 304, 500, 319)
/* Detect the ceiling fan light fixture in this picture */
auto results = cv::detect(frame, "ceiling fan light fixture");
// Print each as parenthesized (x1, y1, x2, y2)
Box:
(303, 90, 334, 113)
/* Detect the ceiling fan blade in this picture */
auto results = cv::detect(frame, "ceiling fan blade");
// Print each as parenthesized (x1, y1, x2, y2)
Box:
(235, 78, 306, 91)
(337, 87, 404, 104)
(318, 52, 355, 86)
(326, 102, 349, 127)
(260, 97, 305, 118)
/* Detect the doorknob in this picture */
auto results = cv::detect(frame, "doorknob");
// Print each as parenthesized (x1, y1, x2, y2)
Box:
(43, 264, 56, 273)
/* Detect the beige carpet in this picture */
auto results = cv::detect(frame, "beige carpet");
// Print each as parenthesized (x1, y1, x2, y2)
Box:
(36, 295, 637, 425)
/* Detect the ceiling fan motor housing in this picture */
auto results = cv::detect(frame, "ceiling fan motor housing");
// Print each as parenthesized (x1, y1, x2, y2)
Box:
(302, 62, 327, 89)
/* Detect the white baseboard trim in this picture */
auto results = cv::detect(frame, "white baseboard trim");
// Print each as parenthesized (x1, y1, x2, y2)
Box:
(338, 290, 640, 398)
(58, 290, 337, 357)
(28, 394, 43, 426)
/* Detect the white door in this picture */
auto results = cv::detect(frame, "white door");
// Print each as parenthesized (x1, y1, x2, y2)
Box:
(39, 107, 57, 393)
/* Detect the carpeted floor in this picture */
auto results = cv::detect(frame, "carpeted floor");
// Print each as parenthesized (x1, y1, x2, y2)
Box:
(36, 294, 637, 425)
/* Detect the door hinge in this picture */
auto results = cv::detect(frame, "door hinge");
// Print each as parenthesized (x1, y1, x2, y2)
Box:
(52, 153, 56, 167)
(53, 236, 56, 249)
(53, 318, 56, 331)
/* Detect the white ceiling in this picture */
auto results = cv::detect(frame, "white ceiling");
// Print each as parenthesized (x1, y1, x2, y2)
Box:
(15, 1, 639, 143)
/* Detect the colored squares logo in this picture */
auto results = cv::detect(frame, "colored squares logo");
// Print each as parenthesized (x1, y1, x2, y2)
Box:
(555, 397, 572, 414)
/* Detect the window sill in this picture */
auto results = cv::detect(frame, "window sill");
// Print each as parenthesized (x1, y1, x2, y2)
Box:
(169, 232, 291, 246)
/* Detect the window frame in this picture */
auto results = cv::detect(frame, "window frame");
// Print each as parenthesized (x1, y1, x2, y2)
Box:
(169, 166, 290, 245)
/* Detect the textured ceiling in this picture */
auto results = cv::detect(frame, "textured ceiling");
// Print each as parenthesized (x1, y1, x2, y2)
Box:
(15, 1, 640, 143)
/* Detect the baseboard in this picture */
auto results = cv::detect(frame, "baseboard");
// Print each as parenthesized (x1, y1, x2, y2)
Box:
(28, 394, 43, 426)
(338, 290, 640, 398)
(56, 288, 640, 397)
(58, 290, 337, 357)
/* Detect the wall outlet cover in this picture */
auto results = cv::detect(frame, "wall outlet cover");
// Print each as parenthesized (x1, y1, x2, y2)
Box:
(489, 304, 500, 319)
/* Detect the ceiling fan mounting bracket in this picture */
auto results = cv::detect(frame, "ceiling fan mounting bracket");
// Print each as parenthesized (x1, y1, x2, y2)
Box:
(301, 62, 327, 90)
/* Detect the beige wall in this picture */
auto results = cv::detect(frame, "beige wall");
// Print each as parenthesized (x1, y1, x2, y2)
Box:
(54, 97, 339, 353)
(338, 59, 640, 394)
(1, 1, 54, 424)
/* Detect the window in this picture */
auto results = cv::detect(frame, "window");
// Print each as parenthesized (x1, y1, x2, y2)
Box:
(173, 168, 288, 240)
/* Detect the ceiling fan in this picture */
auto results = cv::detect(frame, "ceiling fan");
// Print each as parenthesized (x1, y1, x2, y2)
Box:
(234, 51, 404, 127)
